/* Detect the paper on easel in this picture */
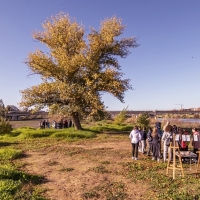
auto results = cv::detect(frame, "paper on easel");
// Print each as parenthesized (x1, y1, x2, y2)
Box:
(175, 134, 179, 141)
(186, 135, 190, 142)
(182, 135, 186, 141)
(194, 135, 198, 142)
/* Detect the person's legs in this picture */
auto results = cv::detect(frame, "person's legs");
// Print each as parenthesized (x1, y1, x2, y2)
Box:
(156, 144, 160, 161)
(138, 141, 142, 152)
(135, 142, 139, 159)
(163, 145, 168, 162)
(152, 144, 156, 160)
(141, 140, 145, 153)
(147, 143, 151, 155)
(193, 148, 198, 160)
(168, 146, 172, 161)
(131, 143, 135, 158)
(144, 140, 147, 153)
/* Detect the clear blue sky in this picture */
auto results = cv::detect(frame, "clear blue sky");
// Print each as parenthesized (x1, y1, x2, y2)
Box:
(0, 0, 200, 111)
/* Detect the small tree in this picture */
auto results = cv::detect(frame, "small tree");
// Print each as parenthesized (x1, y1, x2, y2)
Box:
(0, 117, 13, 134)
(114, 107, 128, 125)
(136, 112, 150, 128)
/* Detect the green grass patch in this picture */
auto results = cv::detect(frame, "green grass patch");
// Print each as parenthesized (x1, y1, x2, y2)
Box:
(120, 161, 200, 199)
(0, 148, 23, 161)
(81, 181, 127, 200)
(0, 128, 97, 142)
(0, 164, 45, 199)
(86, 123, 132, 133)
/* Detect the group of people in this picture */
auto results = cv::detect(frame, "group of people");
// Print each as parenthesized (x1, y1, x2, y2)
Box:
(39, 119, 73, 129)
(52, 119, 73, 129)
(39, 119, 50, 129)
(129, 122, 200, 162)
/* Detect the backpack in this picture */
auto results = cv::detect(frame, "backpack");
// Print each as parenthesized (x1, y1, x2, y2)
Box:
(165, 137, 171, 146)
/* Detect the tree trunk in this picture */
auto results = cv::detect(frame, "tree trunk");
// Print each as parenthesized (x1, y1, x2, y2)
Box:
(71, 112, 82, 130)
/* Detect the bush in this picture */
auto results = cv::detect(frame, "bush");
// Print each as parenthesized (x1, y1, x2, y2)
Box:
(0, 117, 13, 134)
(113, 107, 128, 125)
(136, 112, 150, 128)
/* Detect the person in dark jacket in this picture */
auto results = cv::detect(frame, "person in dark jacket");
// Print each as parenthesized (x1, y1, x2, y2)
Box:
(151, 126, 161, 162)
(140, 127, 147, 154)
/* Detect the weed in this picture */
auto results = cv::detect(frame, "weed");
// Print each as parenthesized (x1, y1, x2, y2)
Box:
(47, 161, 58, 166)
(101, 161, 110, 165)
(90, 165, 110, 174)
(82, 190, 100, 199)
(60, 167, 74, 172)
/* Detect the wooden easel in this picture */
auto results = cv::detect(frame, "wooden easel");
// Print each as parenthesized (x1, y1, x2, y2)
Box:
(166, 134, 184, 179)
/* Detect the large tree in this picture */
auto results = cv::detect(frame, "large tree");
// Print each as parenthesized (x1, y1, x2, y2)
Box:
(20, 13, 139, 130)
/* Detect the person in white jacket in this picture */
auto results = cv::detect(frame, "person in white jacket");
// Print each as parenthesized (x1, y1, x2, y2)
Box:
(162, 122, 172, 162)
(129, 126, 141, 160)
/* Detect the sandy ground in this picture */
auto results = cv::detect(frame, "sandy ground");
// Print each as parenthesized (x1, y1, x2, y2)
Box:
(19, 140, 149, 200)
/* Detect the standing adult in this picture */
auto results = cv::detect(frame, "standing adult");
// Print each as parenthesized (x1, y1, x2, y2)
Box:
(140, 127, 147, 154)
(69, 119, 72, 127)
(46, 119, 50, 128)
(147, 127, 153, 156)
(162, 122, 172, 162)
(156, 122, 163, 159)
(192, 128, 200, 159)
(151, 126, 161, 162)
(64, 120, 68, 128)
(42, 120, 46, 129)
(138, 126, 142, 152)
(129, 126, 141, 160)
(180, 129, 189, 151)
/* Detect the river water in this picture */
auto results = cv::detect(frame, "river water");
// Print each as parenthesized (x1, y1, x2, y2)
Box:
(157, 118, 200, 123)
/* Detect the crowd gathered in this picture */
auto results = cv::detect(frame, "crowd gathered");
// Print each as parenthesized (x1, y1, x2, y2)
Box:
(39, 119, 74, 129)
(129, 122, 200, 162)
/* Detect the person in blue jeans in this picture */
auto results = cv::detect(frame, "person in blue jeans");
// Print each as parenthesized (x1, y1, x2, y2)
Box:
(147, 127, 153, 156)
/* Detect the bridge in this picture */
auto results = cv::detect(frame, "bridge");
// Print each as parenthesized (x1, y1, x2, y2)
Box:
(5, 111, 48, 121)
(109, 109, 200, 117)
(5, 109, 200, 121)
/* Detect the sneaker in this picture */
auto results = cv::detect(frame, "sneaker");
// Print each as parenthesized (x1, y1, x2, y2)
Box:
(157, 159, 160, 162)
(135, 157, 138, 160)
(132, 157, 135, 160)
(152, 157, 155, 161)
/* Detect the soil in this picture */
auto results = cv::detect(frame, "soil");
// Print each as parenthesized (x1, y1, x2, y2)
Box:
(19, 139, 149, 200)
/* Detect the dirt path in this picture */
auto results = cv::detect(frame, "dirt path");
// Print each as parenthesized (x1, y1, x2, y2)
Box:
(19, 141, 148, 200)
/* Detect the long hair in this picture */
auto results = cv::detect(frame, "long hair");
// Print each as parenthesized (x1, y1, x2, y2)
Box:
(152, 126, 158, 138)
(163, 122, 172, 132)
